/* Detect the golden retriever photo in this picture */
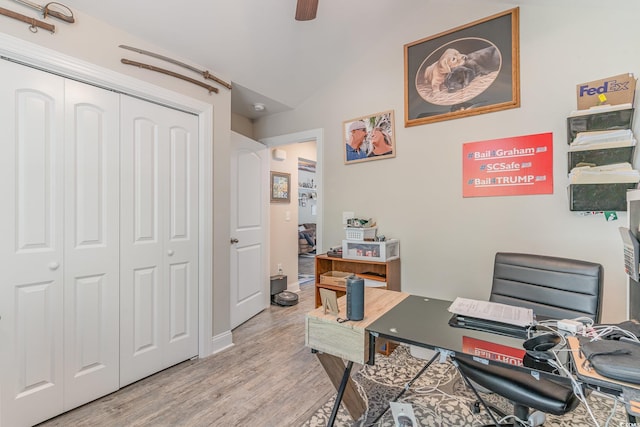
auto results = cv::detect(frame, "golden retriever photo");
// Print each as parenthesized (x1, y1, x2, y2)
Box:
(423, 48, 466, 92)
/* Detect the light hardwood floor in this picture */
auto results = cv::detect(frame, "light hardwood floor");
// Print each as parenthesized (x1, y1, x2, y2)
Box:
(38, 283, 334, 427)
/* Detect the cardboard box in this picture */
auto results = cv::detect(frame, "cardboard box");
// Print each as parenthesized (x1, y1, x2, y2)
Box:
(576, 73, 636, 110)
(319, 271, 351, 286)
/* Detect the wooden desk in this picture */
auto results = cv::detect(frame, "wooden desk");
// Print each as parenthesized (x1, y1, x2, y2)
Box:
(305, 287, 409, 421)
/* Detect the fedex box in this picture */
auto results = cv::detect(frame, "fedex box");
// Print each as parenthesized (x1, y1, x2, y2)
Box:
(576, 73, 636, 110)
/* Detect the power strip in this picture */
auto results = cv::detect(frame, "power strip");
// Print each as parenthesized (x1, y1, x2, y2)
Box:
(557, 319, 584, 333)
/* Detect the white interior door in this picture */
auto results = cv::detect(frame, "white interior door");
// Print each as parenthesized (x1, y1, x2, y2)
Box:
(119, 95, 199, 386)
(63, 79, 120, 409)
(0, 59, 65, 427)
(230, 132, 269, 329)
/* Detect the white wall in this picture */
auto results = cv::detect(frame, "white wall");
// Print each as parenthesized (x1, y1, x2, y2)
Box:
(231, 112, 255, 139)
(255, 0, 640, 322)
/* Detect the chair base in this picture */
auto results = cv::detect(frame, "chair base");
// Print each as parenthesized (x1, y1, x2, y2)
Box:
(455, 358, 550, 426)
(473, 401, 546, 426)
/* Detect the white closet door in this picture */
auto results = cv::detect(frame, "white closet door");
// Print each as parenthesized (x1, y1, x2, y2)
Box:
(63, 80, 120, 409)
(119, 95, 199, 386)
(0, 60, 65, 427)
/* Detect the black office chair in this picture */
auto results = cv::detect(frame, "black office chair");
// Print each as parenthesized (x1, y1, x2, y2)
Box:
(490, 252, 603, 322)
(453, 252, 604, 426)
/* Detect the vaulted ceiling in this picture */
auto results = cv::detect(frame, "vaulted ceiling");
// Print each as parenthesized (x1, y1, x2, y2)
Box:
(58, 0, 416, 119)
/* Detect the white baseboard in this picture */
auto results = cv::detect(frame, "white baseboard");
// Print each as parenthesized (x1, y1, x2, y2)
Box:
(288, 282, 302, 293)
(208, 330, 234, 356)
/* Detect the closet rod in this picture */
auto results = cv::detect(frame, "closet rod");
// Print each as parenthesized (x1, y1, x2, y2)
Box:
(0, 6, 55, 33)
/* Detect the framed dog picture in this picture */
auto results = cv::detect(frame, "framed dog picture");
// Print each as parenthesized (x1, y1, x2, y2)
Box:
(404, 8, 520, 127)
(270, 171, 290, 203)
(344, 110, 396, 164)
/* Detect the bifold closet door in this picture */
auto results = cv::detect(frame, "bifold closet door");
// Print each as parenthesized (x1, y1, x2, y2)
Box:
(62, 79, 120, 410)
(0, 59, 66, 427)
(119, 95, 199, 386)
(0, 61, 120, 427)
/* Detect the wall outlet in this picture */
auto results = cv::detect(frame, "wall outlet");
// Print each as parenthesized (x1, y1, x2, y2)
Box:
(277, 264, 283, 274)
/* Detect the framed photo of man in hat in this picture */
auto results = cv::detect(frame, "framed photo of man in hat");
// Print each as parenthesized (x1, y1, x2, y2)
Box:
(343, 110, 396, 164)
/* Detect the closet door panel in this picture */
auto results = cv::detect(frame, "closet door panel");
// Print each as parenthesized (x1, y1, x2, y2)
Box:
(133, 119, 159, 242)
(0, 59, 65, 427)
(120, 99, 164, 385)
(63, 80, 120, 409)
(120, 96, 198, 385)
(165, 121, 198, 366)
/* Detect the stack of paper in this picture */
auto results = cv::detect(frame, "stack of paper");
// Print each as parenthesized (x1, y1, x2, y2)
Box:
(569, 129, 636, 152)
(448, 297, 534, 327)
(569, 162, 640, 184)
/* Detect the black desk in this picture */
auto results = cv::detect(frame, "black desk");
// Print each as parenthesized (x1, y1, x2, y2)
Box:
(364, 295, 554, 426)
(367, 295, 527, 363)
(311, 292, 632, 426)
(367, 295, 639, 423)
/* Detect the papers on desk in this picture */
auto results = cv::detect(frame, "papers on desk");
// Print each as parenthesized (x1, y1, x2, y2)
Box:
(569, 162, 640, 184)
(448, 297, 534, 328)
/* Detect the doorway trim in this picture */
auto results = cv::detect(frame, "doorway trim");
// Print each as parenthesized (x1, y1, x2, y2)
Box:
(261, 128, 324, 265)
(0, 33, 215, 358)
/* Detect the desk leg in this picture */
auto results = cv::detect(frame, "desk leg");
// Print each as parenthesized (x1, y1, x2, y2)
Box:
(316, 353, 366, 424)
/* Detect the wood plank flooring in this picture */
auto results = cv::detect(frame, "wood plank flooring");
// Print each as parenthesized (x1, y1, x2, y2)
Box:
(298, 253, 315, 276)
(38, 283, 334, 427)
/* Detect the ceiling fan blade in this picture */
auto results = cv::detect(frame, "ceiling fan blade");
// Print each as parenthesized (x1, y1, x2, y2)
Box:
(295, 0, 318, 21)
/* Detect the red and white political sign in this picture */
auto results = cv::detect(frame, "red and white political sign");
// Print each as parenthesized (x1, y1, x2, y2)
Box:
(463, 132, 553, 198)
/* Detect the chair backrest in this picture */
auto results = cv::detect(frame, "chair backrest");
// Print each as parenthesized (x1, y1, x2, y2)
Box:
(490, 252, 604, 322)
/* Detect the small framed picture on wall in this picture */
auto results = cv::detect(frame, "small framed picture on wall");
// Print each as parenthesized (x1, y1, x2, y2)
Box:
(270, 171, 291, 203)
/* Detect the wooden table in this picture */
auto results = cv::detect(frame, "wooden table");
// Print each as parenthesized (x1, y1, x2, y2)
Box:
(305, 287, 409, 422)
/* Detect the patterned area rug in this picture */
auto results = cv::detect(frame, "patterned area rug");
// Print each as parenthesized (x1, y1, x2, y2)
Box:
(303, 345, 628, 427)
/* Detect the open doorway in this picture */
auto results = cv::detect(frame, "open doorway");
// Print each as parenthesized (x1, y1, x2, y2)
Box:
(261, 129, 323, 292)
(297, 156, 317, 285)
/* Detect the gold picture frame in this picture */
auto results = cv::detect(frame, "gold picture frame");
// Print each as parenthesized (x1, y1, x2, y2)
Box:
(404, 8, 520, 127)
(270, 171, 291, 203)
(344, 110, 396, 164)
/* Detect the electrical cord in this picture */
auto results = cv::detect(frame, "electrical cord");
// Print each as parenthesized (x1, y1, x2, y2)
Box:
(603, 398, 619, 427)
(547, 352, 602, 427)
(497, 414, 529, 426)
(587, 324, 640, 342)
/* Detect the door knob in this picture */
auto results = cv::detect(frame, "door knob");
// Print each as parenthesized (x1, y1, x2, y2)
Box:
(230, 238, 239, 244)
(167, 250, 174, 256)
(48, 261, 60, 270)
